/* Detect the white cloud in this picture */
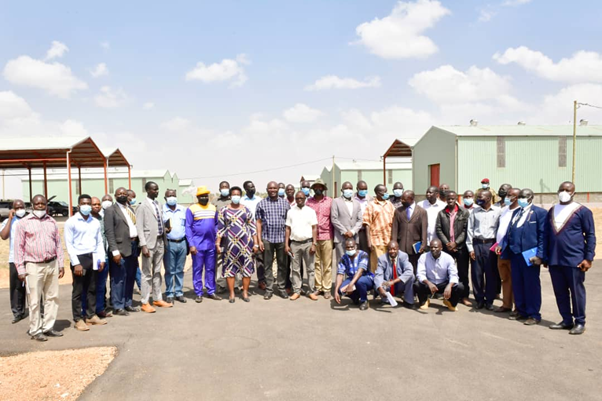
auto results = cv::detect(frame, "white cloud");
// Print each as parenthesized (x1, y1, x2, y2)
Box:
(305, 75, 381, 91)
(100, 41, 110, 50)
(494, 47, 602, 84)
(502, 0, 532, 6)
(142, 102, 155, 110)
(94, 86, 129, 108)
(161, 117, 192, 132)
(185, 54, 249, 87)
(0, 91, 36, 120)
(90, 63, 109, 78)
(243, 115, 288, 135)
(283, 103, 325, 123)
(45, 41, 69, 60)
(353, 0, 450, 59)
(531, 83, 602, 124)
(478, 9, 496, 22)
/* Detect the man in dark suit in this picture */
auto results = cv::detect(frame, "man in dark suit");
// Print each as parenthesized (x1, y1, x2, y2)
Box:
(374, 241, 415, 306)
(543, 181, 596, 335)
(499, 188, 547, 326)
(104, 187, 140, 316)
(331, 181, 363, 263)
(436, 191, 471, 306)
(391, 190, 427, 272)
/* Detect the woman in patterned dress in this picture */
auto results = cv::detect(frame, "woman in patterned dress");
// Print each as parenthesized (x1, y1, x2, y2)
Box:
(216, 186, 258, 303)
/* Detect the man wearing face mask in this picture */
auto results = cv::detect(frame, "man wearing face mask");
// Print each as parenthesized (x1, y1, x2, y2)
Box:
(392, 190, 428, 273)
(374, 241, 414, 307)
(65, 194, 107, 331)
(212, 181, 231, 294)
(1, 199, 28, 324)
(334, 238, 374, 310)
(543, 181, 596, 335)
(300, 180, 312, 199)
(241, 180, 265, 289)
(186, 186, 220, 303)
(278, 182, 286, 199)
(420, 186, 446, 246)
(494, 184, 512, 208)
(363, 184, 396, 273)
(104, 187, 141, 316)
(462, 190, 475, 212)
(331, 181, 363, 263)
(163, 189, 187, 304)
(355, 180, 372, 255)
(390, 182, 404, 209)
(90, 197, 111, 318)
(494, 188, 520, 314)
(126, 189, 142, 293)
(14, 195, 65, 341)
(498, 188, 546, 326)
(127, 190, 138, 209)
(476, 178, 499, 204)
(466, 190, 501, 310)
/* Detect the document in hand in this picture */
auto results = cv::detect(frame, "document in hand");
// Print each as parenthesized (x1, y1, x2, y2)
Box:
(412, 241, 422, 254)
(385, 291, 398, 307)
(522, 247, 538, 266)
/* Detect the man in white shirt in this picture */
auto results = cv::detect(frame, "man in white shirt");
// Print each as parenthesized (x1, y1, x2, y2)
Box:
(415, 239, 463, 311)
(494, 187, 520, 314)
(65, 194, 107, 331)
(420, 186, 446, 246)
(285, 191, 318, 300)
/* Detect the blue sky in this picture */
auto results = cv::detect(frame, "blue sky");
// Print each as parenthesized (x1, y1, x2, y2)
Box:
(1, 0, 602, 193)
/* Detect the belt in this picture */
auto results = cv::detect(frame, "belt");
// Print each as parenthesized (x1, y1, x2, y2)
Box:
(27, 256, 57, 264)
(473, 238, 495, 244)
(168, 238, 186, 243)
(291, 238, 313, 244)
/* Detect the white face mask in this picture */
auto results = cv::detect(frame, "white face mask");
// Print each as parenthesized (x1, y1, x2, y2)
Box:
(558, 191, 572, 203)
(15, 209, 26, 218)
(33, 210, 46, 218)
(101, 200, 113, 210)
(482, 183, 489, 189)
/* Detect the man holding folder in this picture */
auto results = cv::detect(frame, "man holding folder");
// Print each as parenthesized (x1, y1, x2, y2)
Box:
(499, 189, 546, 325)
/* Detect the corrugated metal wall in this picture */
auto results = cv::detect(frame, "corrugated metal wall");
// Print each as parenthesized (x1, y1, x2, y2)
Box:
(412, 127, 457, 193)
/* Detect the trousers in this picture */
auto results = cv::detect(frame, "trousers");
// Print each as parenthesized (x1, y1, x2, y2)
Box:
(290, 241, 315, 294)
(71, 254, 96, 321)
(415, 280, 463, 307)
(338, 275, 374, 303)
(549, 265, 586, 326)
(510, 253, 541, 320)
(445, 248, 470, 299)
(9, 262, 26, 319)
(26, 260, 59, 336)
(497, 257, 514, 309)
(109, 241, 139, 310)
(192, 248, 216, 296)
(140, 237, 165, 304)
(314, 239, 333, 292)
(263, 241, 286, 295)
(164, 240, 187, 297)
(471, 242, 499, 305)
(368, 245, 387, 274)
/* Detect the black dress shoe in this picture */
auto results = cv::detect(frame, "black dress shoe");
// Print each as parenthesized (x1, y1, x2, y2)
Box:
(549, 322, 573, 330)
(569, 324, 586, 335)
(207, 293, 222, 300)
(195, 296, 203, 303)
(509, 314, 527, 321)
(31, 333, 48, 342)
(125, 306, 140, 312)
(12, 316, 22, 324)
(242, 296, 250, 303)
(229, 297, 235, 304)
(166, 297, 174, 304)
(44, 330, 63, 337)
(476, 302, 485, 309)
(485, 304, 494, 311)
(359, 301, 369, 311)
(113, 309, 130, 316)
(524, 317, 541, 326)
(264, 293, 273, 300)
(281, 291, 289, 299)
(175, 296, 187, 303)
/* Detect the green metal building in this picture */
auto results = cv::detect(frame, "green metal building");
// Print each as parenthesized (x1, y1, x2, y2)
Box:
(411, 124, 602, 199)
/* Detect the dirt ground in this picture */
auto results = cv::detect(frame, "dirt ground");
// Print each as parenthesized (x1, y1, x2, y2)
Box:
(0, 347, 116, 401)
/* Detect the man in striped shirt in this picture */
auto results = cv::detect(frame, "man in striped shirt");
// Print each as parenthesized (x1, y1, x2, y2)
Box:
(14, 194, 65, 342)
(362, 184, 396, 273)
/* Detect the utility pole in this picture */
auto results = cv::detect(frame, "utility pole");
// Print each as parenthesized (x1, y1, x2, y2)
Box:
(572, 100, 577, 183)
(331, 155, 335, 197)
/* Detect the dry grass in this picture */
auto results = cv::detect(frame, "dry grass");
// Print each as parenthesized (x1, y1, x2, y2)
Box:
(0, 347, 117, 401)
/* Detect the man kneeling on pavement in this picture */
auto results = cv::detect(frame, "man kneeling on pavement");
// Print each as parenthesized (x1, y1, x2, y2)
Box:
(334, 238, 374, 310)
(374, 241, 414, 307)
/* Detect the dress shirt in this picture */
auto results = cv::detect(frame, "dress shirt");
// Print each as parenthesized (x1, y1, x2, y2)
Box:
(117, 202, 138, 238)
(362, 199, 396, 247)
(466, 205, 500, 252)
(337, 250, 372, 279)
(344, 198, 354, 216)
(420, 199, 446, 245)
(354, 194, 372, 216)
(1, 216, 23, 263)
(255, 197, 290, 243)
(163, 204, 187, 240)
(14, 213, 64, 275)
(241, 195, 263, 218)
(306, 196, 333, 241)
(286, 205, 318, 241)
(496, 206, 517, 244)
(417, 251, 458, 285)
(512, 204, 532, 228)
(64, 212, 106, 266)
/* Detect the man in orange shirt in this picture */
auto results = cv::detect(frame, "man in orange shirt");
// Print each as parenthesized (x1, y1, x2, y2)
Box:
(362, 184, 396, 273)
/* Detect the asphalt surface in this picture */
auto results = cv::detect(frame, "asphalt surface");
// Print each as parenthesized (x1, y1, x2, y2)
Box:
(1, 263, 601, 401)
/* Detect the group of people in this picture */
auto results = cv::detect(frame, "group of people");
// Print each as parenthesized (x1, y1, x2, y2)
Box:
(2, 176, 595, 341)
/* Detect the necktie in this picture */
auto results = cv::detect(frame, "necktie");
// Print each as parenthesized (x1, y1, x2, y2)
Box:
(513, 209, 524, 226)
(126, 206, 136, 224)
(391, 259, 397, 296)
(406, 207, 411, 221)
(152, 201, 164, 235)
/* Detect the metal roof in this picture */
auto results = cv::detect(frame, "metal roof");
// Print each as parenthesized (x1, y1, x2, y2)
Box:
(24, 169, 170, 181)
(336, 161, 411, 171)
(101, 148, 131, 168)
(382, 139, 414, 158)
(434, 125, 602, 137)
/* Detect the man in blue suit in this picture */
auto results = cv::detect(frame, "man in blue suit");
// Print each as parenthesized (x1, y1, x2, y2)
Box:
(543, 181, 596, 335)
(374, 241, 415, 306)
(499, 188, 547, 325)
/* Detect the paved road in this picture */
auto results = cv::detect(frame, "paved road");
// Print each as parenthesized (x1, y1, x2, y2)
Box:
(1, 264, 600, 400)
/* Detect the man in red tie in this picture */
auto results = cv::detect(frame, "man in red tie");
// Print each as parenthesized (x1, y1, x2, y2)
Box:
(374, 241, 415, 307)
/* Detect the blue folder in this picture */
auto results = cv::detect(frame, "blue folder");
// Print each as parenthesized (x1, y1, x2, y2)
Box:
(522, 247, 538, 266)
(413, 241, 422, 254)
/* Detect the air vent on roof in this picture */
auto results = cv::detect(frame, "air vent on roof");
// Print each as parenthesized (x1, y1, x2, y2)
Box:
(517, 121, 526, 125)
(580, 119, 589, 126)
(469, 119, 478, 127)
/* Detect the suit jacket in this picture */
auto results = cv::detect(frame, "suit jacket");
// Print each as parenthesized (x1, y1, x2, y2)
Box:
(104, 203, 136, 258)
(543, 204, 596, 266)
(330, 197, 363, 244)
(501, 205, 546, 259)
(436, 205, 469, 250)
(135, 198, 166, 249)
(391, 204, 427, 255)
(374, 251, 414, 288)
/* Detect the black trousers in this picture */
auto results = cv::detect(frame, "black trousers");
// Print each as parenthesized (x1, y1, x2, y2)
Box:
(9, 262, 26, 319)
(444, 248, 470, 299)
(415, 280, 463, 307)
(71, 254, 97, 321)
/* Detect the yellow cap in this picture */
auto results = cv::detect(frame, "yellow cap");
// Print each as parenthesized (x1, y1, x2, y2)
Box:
(196, 186, 210, 196)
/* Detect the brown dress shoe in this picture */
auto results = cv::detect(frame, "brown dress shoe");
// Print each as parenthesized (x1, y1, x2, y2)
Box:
(86, 315, 108, 325)
(308, 293, 319, 301)
(495, 307, 512, 313)
(75, 320, 90, 331)
(141, 303, 156, 313)
(153, 300, 173, 308)
(290, 293, 300, 301)
(258, 281, 266, 290)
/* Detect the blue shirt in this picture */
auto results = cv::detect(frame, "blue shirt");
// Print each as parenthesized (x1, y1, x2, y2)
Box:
(255, 197, 290, 243)
(163, 204, 187, 241)
(64, 212, 106, 266)
(1, 216, 23, 263)
(337, 250, 372, 279)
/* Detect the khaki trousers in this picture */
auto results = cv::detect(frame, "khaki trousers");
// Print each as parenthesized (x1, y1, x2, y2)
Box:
(369, 245, 387, 273)
(290, 241, 315, 294)
(498, 256, 514, 309)
(26, 260, 60, 336)
(314, 240, 333, 292)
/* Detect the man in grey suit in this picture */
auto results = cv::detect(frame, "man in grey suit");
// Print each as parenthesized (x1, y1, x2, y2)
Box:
(374, 241, 415, 306)
(331, 181, 363, 263)
(135, 182, 172, 313)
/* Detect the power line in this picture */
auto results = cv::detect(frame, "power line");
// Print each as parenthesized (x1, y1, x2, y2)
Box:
(577, 102, 602, 110)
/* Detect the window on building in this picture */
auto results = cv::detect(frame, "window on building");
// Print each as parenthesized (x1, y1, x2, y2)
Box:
(357, 170, 362, 182)
(388, 170, 393, 184)
(558, 137, 567, 167)
(109, 179, 115, 194)
(75, 180, 81, 195)
(497, 136, 505, 168)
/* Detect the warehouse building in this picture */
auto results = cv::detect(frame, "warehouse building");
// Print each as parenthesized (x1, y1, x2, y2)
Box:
(411, 123, 602, 202)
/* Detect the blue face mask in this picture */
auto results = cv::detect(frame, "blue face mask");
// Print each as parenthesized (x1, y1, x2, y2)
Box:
(346, 249, 356, 256)
(393, 189, 403, 198)
(278, 188, 285, 196)
(342, 189, 354, 199)
(166, 197, 177, 206)
(130, 198, 137, 206)
(504, 197, 512, 206)
(358, 189, 368, 197)
(463, 198, 474, 207)
(231, 195, 241, 204)
(382, 193, 389, 200)
(518, 198, 529, 208)
(302, 187, 310, 196)
(220, 189, 230, 197)
(79, 204, 92, 216)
